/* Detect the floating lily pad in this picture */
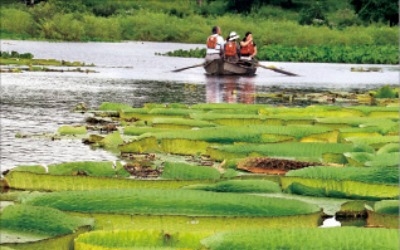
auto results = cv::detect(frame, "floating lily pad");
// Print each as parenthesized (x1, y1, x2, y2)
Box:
(57, 126, 87, 135)
(1, 204, 93, 243)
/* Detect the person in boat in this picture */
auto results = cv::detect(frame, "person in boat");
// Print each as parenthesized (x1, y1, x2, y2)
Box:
(224, 31, 240, 63)
(205, 26, 225, 62)
(240, 31, 257, 60)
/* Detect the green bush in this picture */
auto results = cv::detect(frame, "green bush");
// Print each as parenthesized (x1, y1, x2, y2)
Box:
(374, 85, 397, 99)
(44, 13, 85, 40)
(0, 8, 34, 35)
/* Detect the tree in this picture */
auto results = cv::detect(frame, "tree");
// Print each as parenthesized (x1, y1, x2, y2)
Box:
(225, 0, 304, 13)
(350, 0, 398, 26)
(298, 1, 329, 26)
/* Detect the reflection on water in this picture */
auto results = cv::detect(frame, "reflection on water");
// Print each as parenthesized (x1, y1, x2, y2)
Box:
(1, 72, 261, 171)
(206, 75, 256, 104)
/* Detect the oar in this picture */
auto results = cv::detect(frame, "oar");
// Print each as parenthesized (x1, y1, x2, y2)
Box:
(172, 63, 205, 72)
(257, 63, 299, 76)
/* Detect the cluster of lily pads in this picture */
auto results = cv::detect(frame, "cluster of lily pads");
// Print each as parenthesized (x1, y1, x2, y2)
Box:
(1, 100, 398, 249)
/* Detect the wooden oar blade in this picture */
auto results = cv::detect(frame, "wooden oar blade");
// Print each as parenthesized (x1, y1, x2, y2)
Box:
(257, 63, 299, 76)
(172, 63, 204, 72)
(270, 67, 299, 76)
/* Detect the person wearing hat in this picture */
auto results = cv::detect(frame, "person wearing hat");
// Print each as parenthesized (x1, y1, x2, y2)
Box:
(240, 31, 257, 60)
(205, 26, 225, 62)
(224, 31, 240, 63)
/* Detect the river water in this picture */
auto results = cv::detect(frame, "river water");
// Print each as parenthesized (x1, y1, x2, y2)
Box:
(0, 40, 398, 172)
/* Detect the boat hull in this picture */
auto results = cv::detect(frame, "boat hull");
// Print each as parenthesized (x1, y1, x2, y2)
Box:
(204, 59, 257, 75)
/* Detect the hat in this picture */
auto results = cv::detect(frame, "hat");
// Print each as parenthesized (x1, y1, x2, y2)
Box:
(228, 31, 239, 41)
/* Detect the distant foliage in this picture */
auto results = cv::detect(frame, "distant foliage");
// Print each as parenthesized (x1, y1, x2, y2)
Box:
(298, 1, 329, 26)
(0, 8, 34, 35)
(161, 44, 399, 64)
(350, 0, 399, 26)
(0, 51, 33, 59)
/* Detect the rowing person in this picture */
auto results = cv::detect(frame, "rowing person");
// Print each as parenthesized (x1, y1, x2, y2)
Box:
(240, 31, 257, 60)
(205, 26, 225, 63)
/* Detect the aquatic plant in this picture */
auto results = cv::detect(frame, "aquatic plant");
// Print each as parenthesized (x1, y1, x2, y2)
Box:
(367, 200, 399, 228)
(202, 227, 399, 250)
(75, 230, 210, 250)
(119, 136, 160, 153)
(96, 131, 124, 148)
(282, 167, 398, 199)
(98, 102, 133, 111)
(285, 166, 398, 185)
(4, 171, 206, 191)
(123, 126, 171, 136)
(185, 179, 281, 193)
(7, 165, 46, 174)
(57, 125, 87, 135)
(207, 142, 353, 162)
(47, 161, 127, 177)
(88, 212, 320, 234)
(374, 200, 399, 215)
(24, 189, 320, 217)
(345, 135, 399, 149)
(1, 204, 93, 237)
(151, 117, 216, 129)
(160, 138, 214, 155)
(161, 162, 221, 180)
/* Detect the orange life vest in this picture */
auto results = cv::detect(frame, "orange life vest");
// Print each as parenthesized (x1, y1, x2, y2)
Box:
(225, 42, 237, 56)
(207, 35, 217, 49)
(240, 42, 255, 56)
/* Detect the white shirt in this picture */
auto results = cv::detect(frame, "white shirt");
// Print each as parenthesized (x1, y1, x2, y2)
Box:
(206, 34, 225, 54)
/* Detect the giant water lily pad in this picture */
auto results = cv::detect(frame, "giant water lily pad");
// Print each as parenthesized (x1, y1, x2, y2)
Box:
(0, 204, 93, 243)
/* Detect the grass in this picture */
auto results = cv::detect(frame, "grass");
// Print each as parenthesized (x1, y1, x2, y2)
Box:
(24, 189, 320, 217)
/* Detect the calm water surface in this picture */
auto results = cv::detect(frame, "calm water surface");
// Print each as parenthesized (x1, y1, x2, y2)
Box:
(0, 40, 398, 171)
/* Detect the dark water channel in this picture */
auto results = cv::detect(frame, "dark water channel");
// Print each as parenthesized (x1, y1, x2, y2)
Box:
(1, 40, 398, 172)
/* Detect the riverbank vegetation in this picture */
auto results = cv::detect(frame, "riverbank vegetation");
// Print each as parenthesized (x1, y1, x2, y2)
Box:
(0, 51, 96, 73)
(1, 1, 397, 64)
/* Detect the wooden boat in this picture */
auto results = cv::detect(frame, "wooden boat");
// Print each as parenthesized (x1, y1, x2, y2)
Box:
(204, 59, 257, 75)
